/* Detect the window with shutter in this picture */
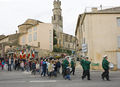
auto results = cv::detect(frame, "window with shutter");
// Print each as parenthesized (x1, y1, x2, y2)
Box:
(118, 36, 120, 48)
(117, 18, 120, 27)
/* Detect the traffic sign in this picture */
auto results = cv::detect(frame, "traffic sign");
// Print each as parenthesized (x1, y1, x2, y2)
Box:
(82, 44, 87, 52)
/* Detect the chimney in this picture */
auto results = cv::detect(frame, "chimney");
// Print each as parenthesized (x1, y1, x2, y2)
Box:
(92, 7, 98, 12)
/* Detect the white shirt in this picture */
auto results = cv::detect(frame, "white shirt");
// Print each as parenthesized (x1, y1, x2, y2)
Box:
(9, 58, 11, 64)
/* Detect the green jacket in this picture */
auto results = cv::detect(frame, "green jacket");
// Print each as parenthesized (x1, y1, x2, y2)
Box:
(102, 58, 109, 70)
(71, 60, 75, 68)
(80, 59, 85, 70)
(63, 59, 69, 69)
(84, 60, 91, 70)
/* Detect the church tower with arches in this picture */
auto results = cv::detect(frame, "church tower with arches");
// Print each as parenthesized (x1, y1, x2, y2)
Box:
(52, 0, 63, 33)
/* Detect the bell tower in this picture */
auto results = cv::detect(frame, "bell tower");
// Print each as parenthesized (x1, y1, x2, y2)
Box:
(52, 0, 63, 33)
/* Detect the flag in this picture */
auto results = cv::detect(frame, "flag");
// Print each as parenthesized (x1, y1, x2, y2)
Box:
(20, 51, 22, 59)
(22, 50, 24, 54)
(23, 51, 26, 59)
(27, 52, 30, 59)
(32, 51, 35, 58)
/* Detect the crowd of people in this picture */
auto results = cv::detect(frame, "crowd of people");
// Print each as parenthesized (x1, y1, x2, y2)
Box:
(0, 56, 76, 80)
(0, 55, 111, 81)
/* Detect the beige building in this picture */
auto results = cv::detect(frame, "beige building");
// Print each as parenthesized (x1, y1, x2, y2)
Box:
(75, 7, 120, 70)
(18, 19, 53, 56)
(0, 33, 20, 57)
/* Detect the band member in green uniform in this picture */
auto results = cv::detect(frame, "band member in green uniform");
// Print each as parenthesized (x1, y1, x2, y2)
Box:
(101, 55, 110, 81)
(82, 57, 91, 80)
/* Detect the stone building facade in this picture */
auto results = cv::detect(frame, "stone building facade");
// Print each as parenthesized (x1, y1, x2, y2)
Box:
(0, 33, 20, 57)
(52, 0, 63, 34)
(75, 7, 120, 70)
(52, 0, 76, 53)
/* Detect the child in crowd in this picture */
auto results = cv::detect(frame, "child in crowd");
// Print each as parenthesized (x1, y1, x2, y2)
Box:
(2, 60, 5, 70)
(20, 61, 24, 71)
(65, 67, 71, 80)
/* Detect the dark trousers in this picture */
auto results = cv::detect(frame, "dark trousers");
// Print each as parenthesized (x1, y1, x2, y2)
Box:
(41, 68, 46, 76)
(48, 72, 52, 77)
(15, 64, 17, 70)
(2, 65, 4, 70)
(17, 64, 20, 71)
(21, 67, 24, 71)
(82, 70, 90, 80)
(70, 67, 75, 75)
(8, 64, 11, 71)
(46, 69, 48, 75)
(32, 69, 36, 75)
(82, 70, 85, 76)
(102, 69, 109, 80)
(63, 68, 66, 78)
(57, 67, 60, 73)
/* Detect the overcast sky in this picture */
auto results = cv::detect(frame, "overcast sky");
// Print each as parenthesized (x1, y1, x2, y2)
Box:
(0, 0, 120, 36)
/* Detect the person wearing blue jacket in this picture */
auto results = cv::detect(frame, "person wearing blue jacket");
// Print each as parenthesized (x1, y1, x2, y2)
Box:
(41, 59, 47, 76)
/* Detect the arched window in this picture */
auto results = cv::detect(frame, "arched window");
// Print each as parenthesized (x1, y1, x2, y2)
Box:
(54, 15, 56, 20)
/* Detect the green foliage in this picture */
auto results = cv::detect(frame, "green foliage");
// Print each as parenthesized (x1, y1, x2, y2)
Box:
(53, 38, 57, 45)
(53, 47, 60, 52)
(53, 30, 57, 45)
(53, 30, 56, 37)
(66, 50, 72, 55)
(53, 47, 72, 55)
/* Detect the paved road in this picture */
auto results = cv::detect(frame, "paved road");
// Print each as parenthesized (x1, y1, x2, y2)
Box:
(0, 69, 120, 87)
